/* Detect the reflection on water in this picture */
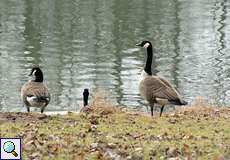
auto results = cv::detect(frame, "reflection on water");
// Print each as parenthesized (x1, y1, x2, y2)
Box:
(0, 0, 230, 112)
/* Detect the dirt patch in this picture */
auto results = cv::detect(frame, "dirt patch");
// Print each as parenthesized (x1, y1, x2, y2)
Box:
(0, 112, 51, 123)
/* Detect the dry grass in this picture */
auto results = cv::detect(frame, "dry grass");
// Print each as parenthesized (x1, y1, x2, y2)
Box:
(170, 97, 230, 119)
(81, 90, 120, 115)
(1, 96, 230, 159)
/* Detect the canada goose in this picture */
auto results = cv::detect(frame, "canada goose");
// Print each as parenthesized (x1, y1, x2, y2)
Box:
(80, 89, 92, 113)
(21, 67, 50, 113)
(136, 41, 187, 116)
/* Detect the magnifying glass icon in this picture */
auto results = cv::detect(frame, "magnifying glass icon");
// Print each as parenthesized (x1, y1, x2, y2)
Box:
(3, 141, 18, 157)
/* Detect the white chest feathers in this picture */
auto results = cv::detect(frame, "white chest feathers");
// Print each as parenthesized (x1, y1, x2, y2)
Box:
(26, 96, 46, 108)
(139, 70, 149, 84)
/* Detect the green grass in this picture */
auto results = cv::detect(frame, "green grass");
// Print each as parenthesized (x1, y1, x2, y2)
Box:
(0, 105, 230, 160)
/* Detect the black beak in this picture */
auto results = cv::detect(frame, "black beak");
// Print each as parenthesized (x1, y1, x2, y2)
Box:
(135, 43, 142, 47)
(29, 70, 33, 76)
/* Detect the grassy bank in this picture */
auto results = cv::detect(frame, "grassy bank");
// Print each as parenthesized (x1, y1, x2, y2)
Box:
(0, 98, 230, 160)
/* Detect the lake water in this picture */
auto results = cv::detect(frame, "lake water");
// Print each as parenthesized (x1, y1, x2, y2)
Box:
(0, 0, 230, 112)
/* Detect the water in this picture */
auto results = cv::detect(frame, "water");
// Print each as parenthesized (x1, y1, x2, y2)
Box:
(0, 0, 230, 112)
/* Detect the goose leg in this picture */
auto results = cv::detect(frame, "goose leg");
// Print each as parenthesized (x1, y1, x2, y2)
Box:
(26, 106, 30, 112)
(150, 103, 154, 116)
(41, 107, 45, 113)
(160, 105, 164, 117)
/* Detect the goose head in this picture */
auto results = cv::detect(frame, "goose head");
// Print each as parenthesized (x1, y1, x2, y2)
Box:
(29, 67, 43, 82)
(136, 41, 152, 49)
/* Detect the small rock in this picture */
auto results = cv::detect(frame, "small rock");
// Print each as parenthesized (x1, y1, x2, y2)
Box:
(90, 143, 98, 151)
(166, 147, 179, 158)
(156, 135, 163, 140)
(107, 143, 116, 149)
(79, 132, 86, 138)
(168, 119, 177, 124)
(183, 135, 194, 140)
(88, 125, 97, 132)
(104, 149, 121, 160)
(135, 147, 143, 152)
(91, 125, 97, 131)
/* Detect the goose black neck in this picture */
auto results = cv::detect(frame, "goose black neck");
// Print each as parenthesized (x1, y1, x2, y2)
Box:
(83, 89, 89, 106)
(144, 45, 153, 75)
(35, 71, 43, 82)
(83, 97, 88, 106)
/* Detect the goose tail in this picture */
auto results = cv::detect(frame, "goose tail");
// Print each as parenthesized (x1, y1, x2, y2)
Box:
(179, 99, 188, 105)
(169, 99, 188, 105)
(37, 96, 50, 102)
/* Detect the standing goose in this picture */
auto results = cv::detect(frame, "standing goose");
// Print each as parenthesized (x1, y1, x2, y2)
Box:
(80, 89, 92, 113)
(136, 41, 187, 116)
(21, 67, 50, 113)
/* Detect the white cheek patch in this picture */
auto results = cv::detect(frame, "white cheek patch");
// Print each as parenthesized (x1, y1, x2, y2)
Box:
(32, 70, 36, 76)
(143, 43, 150, 48)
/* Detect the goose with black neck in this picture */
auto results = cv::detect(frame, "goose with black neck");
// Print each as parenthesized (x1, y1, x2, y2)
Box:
(136, 41, 187, 117)
(21, 67, 50, 113)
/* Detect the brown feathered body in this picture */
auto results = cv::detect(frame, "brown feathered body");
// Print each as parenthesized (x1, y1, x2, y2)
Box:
(21, 80, 50, 112)
(139, 71, 185, 106)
